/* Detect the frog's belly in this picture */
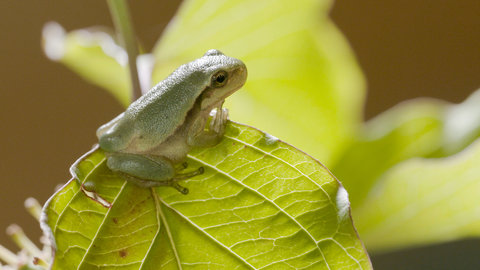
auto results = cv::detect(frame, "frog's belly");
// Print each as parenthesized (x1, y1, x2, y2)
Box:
(120, 122, 191, 164)
(150, 138, 190, 163)
(126, 133, 190, 164)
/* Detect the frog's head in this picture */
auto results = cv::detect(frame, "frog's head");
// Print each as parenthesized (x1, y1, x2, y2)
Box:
(198, 49, 247, 110)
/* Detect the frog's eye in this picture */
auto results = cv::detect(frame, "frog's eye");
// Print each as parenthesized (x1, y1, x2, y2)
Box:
(211, 71, 228, 88)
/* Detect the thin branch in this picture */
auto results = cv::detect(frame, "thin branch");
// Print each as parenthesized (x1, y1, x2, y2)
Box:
(107, 0, 142, 102)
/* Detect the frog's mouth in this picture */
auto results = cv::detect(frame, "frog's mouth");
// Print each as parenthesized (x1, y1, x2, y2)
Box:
(207, 100, 225, 118)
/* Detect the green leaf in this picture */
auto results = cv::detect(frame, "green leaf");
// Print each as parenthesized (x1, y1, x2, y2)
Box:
(354, 138, 480, 251)
(334, 89, 480, 207)
(42, 22, 131, 107)
(333, 99, 447, 207)
(42, 122, 371, 269)
(152, 0, 365, 166)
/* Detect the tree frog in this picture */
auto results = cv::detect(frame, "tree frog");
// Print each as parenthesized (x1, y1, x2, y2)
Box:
(96, 50, 247, 194)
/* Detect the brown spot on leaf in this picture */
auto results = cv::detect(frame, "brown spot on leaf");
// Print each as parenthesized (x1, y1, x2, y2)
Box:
(112, 218, 118, 224)
(119, 249, 128, 258)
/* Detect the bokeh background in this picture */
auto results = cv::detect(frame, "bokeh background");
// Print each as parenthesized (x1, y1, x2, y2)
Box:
(1, 0, 479, 269)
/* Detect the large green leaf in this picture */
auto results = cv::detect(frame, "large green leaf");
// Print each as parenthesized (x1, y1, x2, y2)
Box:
(152, 0, 365, 166)
(42, 121, 371, 269)
(42, 22, 131, 106)
(354, 138, 480, 251)
(331, 89, 480, 251)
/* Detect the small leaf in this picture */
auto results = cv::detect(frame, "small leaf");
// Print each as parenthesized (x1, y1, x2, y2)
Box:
(443, 89, 480, 154)
(42, 122, 371, 269)
(42, 22, 131, 106)
(354, 138, 480, 251)
(152, 0, 365, 166)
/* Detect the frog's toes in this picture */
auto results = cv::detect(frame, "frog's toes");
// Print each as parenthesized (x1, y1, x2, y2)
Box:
(221, 108, 229, 123)
(169, 167, 204, 194)
(172, 182, 189, 195)
(174, 166, 204, 181)
(175, 162, 189, 171)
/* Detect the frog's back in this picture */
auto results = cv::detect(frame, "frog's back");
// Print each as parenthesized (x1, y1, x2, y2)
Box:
(126, 67, 208, 151)
(98, 63, 211, 153)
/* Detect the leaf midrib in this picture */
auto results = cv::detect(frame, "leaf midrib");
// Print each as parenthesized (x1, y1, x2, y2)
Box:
(138, 188, 183, 270)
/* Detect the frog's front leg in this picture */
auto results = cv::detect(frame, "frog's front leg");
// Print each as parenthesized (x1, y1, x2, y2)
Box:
(188, 106, 229, 147)
(106, 153, 201, 194)
(210, 106, 229, 136)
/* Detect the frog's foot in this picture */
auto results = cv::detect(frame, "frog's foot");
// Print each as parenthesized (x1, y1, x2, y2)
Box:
(170, 182, 189, 195)
(117, 172, 189, 194)
(174, 166, 204, 181)
(167, 166, 205, 194)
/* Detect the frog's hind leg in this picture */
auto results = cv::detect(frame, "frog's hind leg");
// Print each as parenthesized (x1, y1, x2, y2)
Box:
(121, 175, 191, 195)
(106, 153, 203, 194)
(120, 167, 204, 195)
(107, 153, 175, 180)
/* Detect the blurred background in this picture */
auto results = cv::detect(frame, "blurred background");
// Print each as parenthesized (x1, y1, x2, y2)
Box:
(0, 0, 479, 269)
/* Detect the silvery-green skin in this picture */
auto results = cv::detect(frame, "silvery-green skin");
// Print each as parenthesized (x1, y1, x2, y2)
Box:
(96, 50, 247, 194)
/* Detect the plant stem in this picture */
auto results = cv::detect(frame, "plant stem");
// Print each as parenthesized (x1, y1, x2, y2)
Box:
(24, 197, 42, 221)
(107, 0, 142, 102)
(7, 225, 43, 258)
